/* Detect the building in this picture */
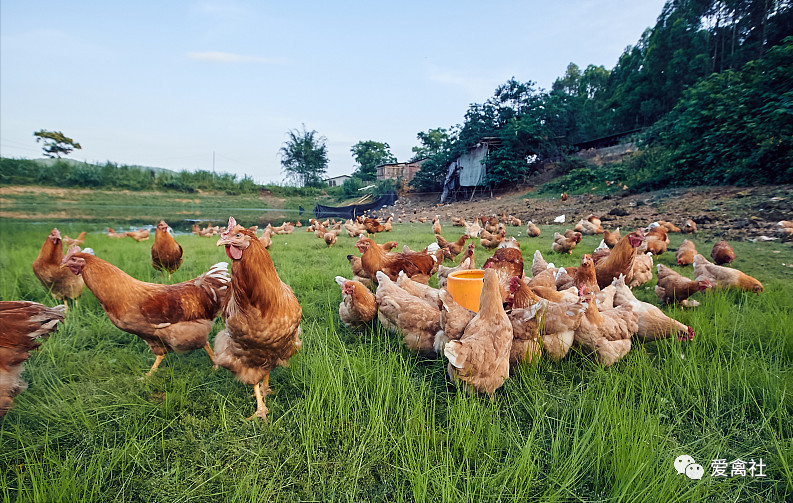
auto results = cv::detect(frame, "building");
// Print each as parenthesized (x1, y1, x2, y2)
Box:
(324, 174, 351, 187)
(375, 159, 427, 183)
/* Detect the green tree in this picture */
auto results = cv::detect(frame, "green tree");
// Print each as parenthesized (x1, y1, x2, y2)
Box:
(350, 140, 396, 181)
(279, 125, 329, 187)
(33, 129, 82, 158)
(410, 128, 449, 160)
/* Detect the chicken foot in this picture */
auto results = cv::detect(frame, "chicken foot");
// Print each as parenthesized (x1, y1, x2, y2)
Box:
(247, 372, 272, 421)
(144, 354, 165, 377)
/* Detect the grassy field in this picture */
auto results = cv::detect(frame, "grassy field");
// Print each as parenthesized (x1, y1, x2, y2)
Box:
(0, 218, 791, 502)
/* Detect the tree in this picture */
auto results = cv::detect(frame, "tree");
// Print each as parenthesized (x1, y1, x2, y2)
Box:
(410, 128, 450, 160)
(279, 125, 329, 187)
(350, 140, 396, 181)
(33, 129, 82, 158)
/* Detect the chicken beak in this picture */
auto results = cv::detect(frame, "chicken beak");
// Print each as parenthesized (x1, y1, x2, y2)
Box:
(216, 237, 230, 247)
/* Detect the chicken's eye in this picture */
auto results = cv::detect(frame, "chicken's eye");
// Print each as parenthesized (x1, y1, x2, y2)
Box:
(235, 233, 241, 238)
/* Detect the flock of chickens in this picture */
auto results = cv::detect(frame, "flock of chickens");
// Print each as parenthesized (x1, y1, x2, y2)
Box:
(335, 212, 767, 396)
(0, 211, 778, 419)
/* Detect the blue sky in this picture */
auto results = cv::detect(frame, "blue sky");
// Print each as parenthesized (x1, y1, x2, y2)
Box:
(0, 1, 666, 184)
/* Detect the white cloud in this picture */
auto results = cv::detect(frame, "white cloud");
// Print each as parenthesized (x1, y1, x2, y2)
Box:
(187, 51, 285, 64)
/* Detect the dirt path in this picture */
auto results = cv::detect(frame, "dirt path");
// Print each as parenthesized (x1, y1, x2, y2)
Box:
(377, 184, 792, 241)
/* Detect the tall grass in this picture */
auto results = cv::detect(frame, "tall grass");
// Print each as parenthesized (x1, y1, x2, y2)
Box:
(1, 219, 791, 502)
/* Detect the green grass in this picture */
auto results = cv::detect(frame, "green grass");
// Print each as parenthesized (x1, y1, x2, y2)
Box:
(1, 219, 791, 502)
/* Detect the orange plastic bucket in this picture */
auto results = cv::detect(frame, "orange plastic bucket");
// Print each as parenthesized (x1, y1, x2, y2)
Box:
(447, 269, 485, 312)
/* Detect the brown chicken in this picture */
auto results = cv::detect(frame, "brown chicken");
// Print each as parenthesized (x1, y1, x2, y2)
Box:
(574, 285, 638, 367)
(0, 301, 66, 417)
(711, 241, 735, 265)
(126, 228, 150, 242)
(379, 241, 399, 252)
(628, 252, 654, 288)
(106, 227, 127, 238)
(676, 239, 697, 266)
(151, 220, 183, 276)
(396, 271, 441, 306)
(363, 217, 386, 235)
(324, 229, 341, 247)
(560, 192, 568, 201)
(682, 219, 697, 234)
(693, 254, 763, 293)
(355, 237, 437, 282)
(63, 231, 87, 248)
(435, 288, 476, 354)
(509, 298, 587, 363)
(444, 269, 512, 395)
(215, 217, 302, 421)
(658, 220, 682, 233)
(603, 228, 621, 248)
(526, 221, 541, 237)
(643, 226, 669, 255)
(62, 245, 229, 376)
(575, 254, 599, 294)
(483, 238, 524, 301)
(375, 271, 440, 358)
(32, 228, 85, 306)
(335, 276, 377, 330)
(552, 230, 581, 254)
(594, 230, 645, 289)
(435, 233, 469, 261)
(432, 216, 442, 235)
(259, 227, 274, 249)
(612, 275, 694, 342)
(655, 264, 711, 305)
(480, 229, 506, 249)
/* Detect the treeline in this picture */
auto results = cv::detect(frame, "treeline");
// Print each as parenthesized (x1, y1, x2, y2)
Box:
(0, 158, 326, 197)
(411, 0, 793, 193)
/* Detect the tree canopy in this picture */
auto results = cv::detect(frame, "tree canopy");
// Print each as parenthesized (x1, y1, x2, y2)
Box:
(279, 125, 329, 187)
(350, 140, 396, 181)
(33, 130, 82, 158)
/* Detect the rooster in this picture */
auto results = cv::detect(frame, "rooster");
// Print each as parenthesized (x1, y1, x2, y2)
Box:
(0, 301, 66, 417)
(62, 246, 229, 376)
(32, 228, 85, 306)
(151, 220, 183, 277)
(215, 217, 302, 421)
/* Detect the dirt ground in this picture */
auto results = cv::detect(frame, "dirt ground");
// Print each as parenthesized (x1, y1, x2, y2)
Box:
(376, 184, 792, 242)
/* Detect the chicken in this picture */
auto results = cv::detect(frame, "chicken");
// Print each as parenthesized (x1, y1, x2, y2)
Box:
(643, 226, 669, 255)
(560, 192, 568, 202)
(511, 298, 587, 363)
(125, 228, 150, 242)
(676, 239, 697, 266)
(355, 237, 437, 282)
(483, 238, 524, 301)
(344, 219, 366, 238)
(62, 231, 87, 248)
(451, 217, 466, 227)
(628, 252, 654, 288)
(594, 230, 645, 289)
(603, 228, 620, 248)
(379, 241, 399, 252)
(480, 229, 506, 249)
(432, 216, 442, 235)
(711, 241, 735, 265)
(437, 255, 474, 289)
(363, 217, 386, 235)
(62, 245, 229, 376)
(506, 303, 543, 365)
(552, 230, 581, 254)
(682, 219, 697, 234)
(259, 227, 274, 249)
(375, 271, 440, 358)
(530, 250, 552, 277)
(776, 221, 793, 241)
(335, 276, 377, 330)
(574, 285, 638, 367)
(383, 215, 393, 232)
(435, 233, 469, 261)
(214, 217, 302, 421)
(612, 275, 694, 342)
(526, 221, 541, 237)
(693, 254, 763, 293)
(575, 254, 599, 294)
(0, 301, 66, 417)
(465, 220, 482, 238)
(657, 220, 682, 233)
(106, 227, 127, 238)
(151, 220, 183, 277)
(655, 264, 711, 305)
(509, 215, 521, 227)
(323, 229, 340, 247)
(574, 218, 603, 235)
(396, 271, 440, 306)
(507, 276, 539, 309)
(434, 288, 476, 354)
(443, 269, 512, 395)
(32, 228, 85, 306)
(347, 254, 373, 288)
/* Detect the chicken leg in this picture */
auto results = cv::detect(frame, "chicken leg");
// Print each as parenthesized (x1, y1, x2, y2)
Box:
(203, 342, 218, 370)
(247, 372, 272, 421)
(145, 354, 165, 376)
